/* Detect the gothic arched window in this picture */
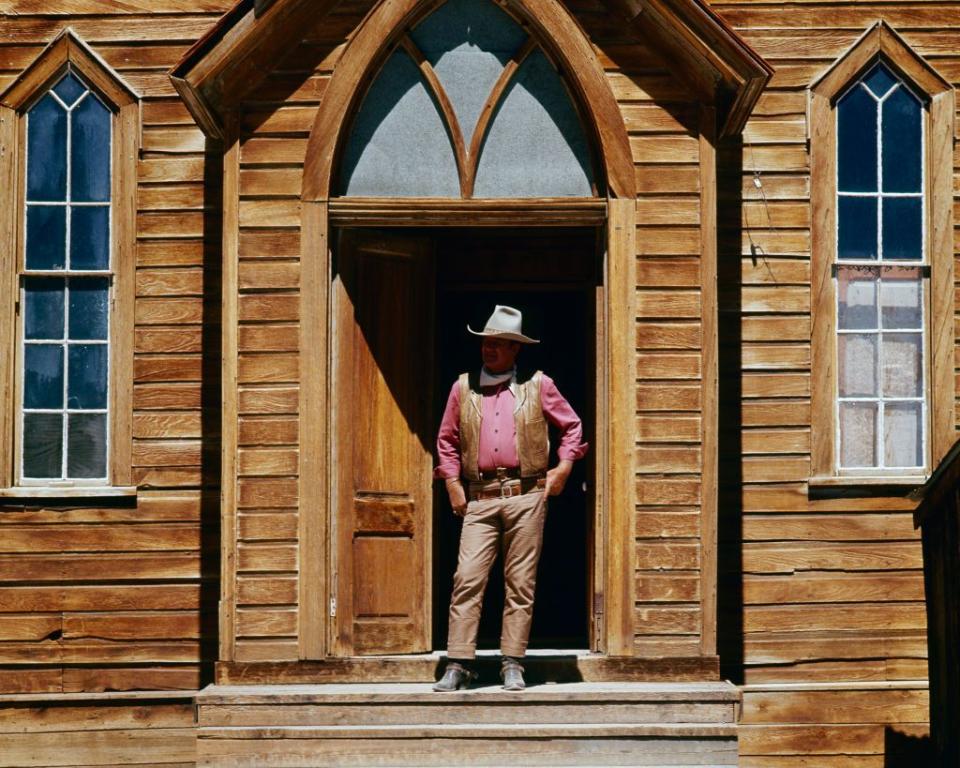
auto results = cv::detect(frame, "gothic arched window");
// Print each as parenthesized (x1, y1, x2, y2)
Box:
(0, 31, 138, 492)
(337, 0, 597, 198)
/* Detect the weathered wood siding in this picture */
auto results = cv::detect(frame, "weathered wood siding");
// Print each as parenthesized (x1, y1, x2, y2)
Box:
(0, 693, 196, 767)
(223, 0, 712, 661)
(575, 7, 710, 656)
(711, 3, 944, 762)
(0, 2, 226, 694)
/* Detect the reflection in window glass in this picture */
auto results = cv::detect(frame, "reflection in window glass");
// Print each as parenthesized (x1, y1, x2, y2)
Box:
(21, 69, 111, 481)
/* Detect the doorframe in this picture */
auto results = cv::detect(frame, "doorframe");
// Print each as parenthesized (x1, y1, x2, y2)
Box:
(297, 0, 638, 661)
(300, 200, 636, 660)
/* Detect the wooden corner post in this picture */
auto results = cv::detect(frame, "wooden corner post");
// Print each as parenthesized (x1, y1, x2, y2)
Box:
(606, 197, 637, 656)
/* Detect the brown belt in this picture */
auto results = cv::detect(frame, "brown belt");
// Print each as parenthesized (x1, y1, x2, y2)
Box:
(478, 467, 522, 481)
(468, 476, 545, 501)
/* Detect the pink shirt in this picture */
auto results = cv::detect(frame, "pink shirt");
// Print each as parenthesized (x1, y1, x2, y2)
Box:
(435, 372, 588, 479)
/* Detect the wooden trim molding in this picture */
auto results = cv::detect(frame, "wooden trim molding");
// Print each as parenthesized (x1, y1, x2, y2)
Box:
(698, 106, 718, 656)
(809, 22, 955, 484)
(300, 0, 636, 201)
(0, 29, 139, 492)
(605, 197, 638, 656)
(328, 198, 607, 228)
(220, 117, 241, 662)
(298, 200, 330, 660)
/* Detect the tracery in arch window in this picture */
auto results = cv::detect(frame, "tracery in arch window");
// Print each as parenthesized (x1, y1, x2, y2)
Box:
(337, 0, 597, 198)
(20, 68, 112, 482)
(835, 62, 927, 472)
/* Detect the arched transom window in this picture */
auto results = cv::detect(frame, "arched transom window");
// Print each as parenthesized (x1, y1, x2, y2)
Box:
(337, 0, 597, 198)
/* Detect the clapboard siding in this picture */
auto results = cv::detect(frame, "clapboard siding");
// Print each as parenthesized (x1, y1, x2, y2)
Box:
(0, 5, 223, 694)
(711, 3, 946, 761)
(594, 25, 707, 654)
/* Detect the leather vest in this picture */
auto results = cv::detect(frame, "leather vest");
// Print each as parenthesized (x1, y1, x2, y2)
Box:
(458, 370, 549, 480)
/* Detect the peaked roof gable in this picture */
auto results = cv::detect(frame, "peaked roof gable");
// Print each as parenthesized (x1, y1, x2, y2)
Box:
(171, 0, 771, 140)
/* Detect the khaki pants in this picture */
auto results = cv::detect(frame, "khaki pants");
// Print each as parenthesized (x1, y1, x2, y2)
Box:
(446, 487, 547, 659)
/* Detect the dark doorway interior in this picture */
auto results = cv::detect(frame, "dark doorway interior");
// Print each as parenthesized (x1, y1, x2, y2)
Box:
(431, 227, 598, 651)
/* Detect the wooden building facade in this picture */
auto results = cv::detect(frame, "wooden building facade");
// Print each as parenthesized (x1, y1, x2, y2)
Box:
(0, 0, 952, 764)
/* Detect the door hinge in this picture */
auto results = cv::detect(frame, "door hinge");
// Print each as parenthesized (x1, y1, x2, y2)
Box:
(329, 598, 337, 617)
(593, 593, 603, 616)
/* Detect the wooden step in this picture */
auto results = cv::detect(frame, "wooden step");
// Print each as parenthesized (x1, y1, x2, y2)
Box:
(198, 682, 738, 727)
(196, 682, 740, 767)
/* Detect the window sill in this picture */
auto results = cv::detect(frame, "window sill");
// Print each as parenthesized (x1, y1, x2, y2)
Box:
(808, 475, 927, 498)
(0, 486, 137, 501)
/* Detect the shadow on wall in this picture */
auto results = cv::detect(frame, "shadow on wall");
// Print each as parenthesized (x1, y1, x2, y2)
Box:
(199, 138, 225, 686)
(884, 727, 933, 766)
(716, 136, 745, 685)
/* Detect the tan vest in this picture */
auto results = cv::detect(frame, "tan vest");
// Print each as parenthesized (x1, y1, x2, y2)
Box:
(458, 370, 549, 481)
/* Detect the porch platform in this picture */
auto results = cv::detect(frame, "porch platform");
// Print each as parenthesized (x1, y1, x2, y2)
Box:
(196, 681, 740, 767)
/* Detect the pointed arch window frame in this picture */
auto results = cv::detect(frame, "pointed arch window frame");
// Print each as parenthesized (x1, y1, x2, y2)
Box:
(809, 23, 955, 488)
(335, 2, 602, 200)
(0, 30, 139, 497)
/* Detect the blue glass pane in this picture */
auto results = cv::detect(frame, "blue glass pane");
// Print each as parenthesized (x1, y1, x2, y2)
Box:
(24, 344, 64, 409)
(26, 205, 66, 270)
(339, 49, 460, 197)
(863, 64, 897, 99)
(24, 278, 65, 340)
(838, 196, 878, 260)
(53, 72, 87, 107)
(67, 413, 107, 479)
(882, 87, 922, 193)
(475, 49, 593, 197)
(23, 413, 63, 479)
(71, 96, 111, 202)
(68, 278, 109, 340)
(69, 206, 110, 270)
(27, 94, 67, 201)
(67, 344, 108, 409)
(410, 0, 527, 144)
(883, 198, 922, 260)
(838, 85, 877, 192)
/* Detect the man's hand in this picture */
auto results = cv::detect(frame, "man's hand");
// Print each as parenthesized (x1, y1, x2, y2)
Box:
(446, 478, 468, 516)
(545, 460, 573, 497)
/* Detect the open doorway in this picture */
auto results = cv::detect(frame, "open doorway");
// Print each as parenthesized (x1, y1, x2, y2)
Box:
(329, 225, 599, 655)
(431, 227, 599, 651)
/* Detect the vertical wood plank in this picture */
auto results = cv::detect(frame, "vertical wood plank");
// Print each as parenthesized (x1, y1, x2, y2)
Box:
(699, 106, 718, 657)
(299, 200, 328, 659)
(110, 102, 138, 487)
(606, 196, 637, 656)
(0, 106, 17, 487)
(220, 118, 240, 662)
(808, 90, 836, 478)
(928, 90, 956, 466)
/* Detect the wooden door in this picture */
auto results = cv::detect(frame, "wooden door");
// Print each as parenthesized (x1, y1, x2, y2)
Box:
(332, 229, 434, 655)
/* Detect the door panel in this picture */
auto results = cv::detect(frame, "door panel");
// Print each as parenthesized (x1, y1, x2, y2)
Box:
(333, 229, 434, 655)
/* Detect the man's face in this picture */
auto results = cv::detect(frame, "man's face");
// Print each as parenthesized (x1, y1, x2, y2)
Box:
(481, 337, 520, 373)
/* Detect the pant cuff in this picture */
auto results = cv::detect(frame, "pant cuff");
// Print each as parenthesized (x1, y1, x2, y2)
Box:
(446, 646, 476, 660)
(500, 644, 527, 658)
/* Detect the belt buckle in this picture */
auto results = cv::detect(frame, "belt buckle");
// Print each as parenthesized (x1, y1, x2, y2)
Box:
(501, 483, 514, 499)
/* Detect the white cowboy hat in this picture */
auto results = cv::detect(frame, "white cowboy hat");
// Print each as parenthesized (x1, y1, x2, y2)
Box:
(467, 305, 540, 344)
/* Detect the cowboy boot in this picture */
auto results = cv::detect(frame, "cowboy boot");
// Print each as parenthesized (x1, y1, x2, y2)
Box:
(432, 661, 477, 692)
(500, 656, 526, 691)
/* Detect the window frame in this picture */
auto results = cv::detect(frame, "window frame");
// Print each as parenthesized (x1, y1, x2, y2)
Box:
(0, 30, 138, 497)
(809, 22, 955, 488)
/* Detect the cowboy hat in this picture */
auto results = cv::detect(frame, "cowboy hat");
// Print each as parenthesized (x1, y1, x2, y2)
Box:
(467, 305, 540, 344)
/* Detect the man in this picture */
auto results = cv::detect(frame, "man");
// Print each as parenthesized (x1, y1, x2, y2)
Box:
(433, 305, 588, 692)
